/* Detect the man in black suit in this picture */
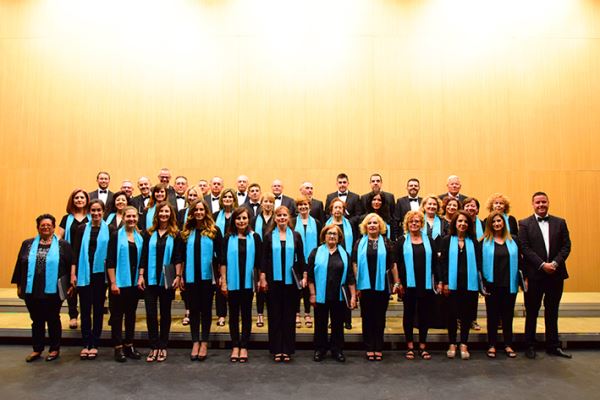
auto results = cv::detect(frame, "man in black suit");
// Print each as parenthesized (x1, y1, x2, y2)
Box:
(131, 176, 152, 215)
(438, 175, 469, 203)
(203, 176, 223, 213)
(243, 183, 262, 218)
(271, 179, 297, 216)
(300, 181, 325, 224)
(157, 168, 177, 208)
(236, 175, 250, 206)
(394, 178, 423, 230)
(173, 176, 188, 212)
(89, 171, 114, 206)
(519, 192, 572, 359)
(325, 173, 362, 218)
(360, 173, 395, 217)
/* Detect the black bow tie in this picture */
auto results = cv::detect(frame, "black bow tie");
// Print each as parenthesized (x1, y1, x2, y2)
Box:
(212, 197, 219, 202)
(99, 190, 107, 194)
(177, 196, 185, 199)
(338, 192, 347, 197)
(238, 192, 245, 196)
(251, 203, 259, 208)
(409, 198, 419, 202)
(537, 216, 549, 222)
(275, 196, 282, 200)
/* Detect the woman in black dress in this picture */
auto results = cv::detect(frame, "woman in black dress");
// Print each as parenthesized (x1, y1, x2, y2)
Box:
(138, 201, 181, 362)
(260, 206, 306, 362)
(178, 199, 224, 361)
(12, 214, 74, 362)
(57, 188, 90, 329)
(308, 224, 356, 362)
(360, 192, 396, 241)
(71, 199, 113, 360)
(481, 210, 524, 358)
(177, 185, 200, 326)
(220, 207, 262, 363)
(353, 213, 398, 361)
(395, 210, 440, 360)
(105, 191, 130, 230)
(442, 197, 461, 236)
(440, 210, 482, 360)
(251, 192, 275, 328)
(106, 206, 143, 362)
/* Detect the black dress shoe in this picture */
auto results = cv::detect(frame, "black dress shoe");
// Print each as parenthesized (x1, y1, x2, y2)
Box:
(114, 348, 127, 363)
(525, 346, 536, 359)
(344, 322, 352, 330)
(546, 348, 572, 358)
(25, 352, 42, 362)
(123, 345, 141, 360)
(332, 352, 346, 362)
(45, 351, 60, 362)
(313, 351, 324, 362)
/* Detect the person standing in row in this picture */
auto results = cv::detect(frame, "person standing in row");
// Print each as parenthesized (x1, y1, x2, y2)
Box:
(486, 193, 519, 236)
(251, 192, 275, 328)
(105, 191, 130, 230)
(394, 178, 423, 232)
(325, 173, 362, 219)
(88, 171, 113, 206)
(420, 195, 444, 241)
(140, 184, 168, 232)
(12, 214, 74, 362)
(361, 173, 395, 219)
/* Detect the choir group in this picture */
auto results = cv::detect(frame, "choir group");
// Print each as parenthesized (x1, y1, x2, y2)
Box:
(12, 169, 572, 363)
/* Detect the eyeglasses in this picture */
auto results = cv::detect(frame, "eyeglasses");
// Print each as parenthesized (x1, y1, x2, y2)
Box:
(326, 232, 338, 236)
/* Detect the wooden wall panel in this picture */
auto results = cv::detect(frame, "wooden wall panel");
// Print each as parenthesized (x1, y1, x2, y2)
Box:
(1, 0, 599, 291)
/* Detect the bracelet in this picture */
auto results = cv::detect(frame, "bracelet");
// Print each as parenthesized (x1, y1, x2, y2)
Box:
(393, 282, 401, 288)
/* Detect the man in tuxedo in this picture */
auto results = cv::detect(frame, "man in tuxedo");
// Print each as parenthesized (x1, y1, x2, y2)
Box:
(236, 175, 250, 206)
(89, 171, 114, 206)
(325, 173, 362, 218)
(360, 173, 395, 217)
(519, 192, 572, 359)
(394, 178, 423, 229)
(120, 180, 134, 199)
(438, 175, 469, 203)
(157, 168, 177, 208)
(203, 176, 223, 213)
(243, 183, 262, 218)
(174, 176, 188, 212)
(197, 179, 210, 196)
(131, 176, 152, 215)
(300, 181, 325, 224)
(271, 179, 297, 216)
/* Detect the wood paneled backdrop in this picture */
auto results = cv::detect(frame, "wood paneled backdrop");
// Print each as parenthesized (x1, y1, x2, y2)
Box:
(1, 0, 599, 290)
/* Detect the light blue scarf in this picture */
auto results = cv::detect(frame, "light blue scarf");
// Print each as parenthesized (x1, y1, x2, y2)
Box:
(326, 216, 354, 255)
(26, 235, 60, 294)
(314, 244, 348, 303)
(356, 235, 386, 291)
(215, 210, 227, 235)
(482, 238, 519, 294)
(185, 229, 214, 283)
(448, 236, 478, 291)
(105, 213, 116, 225)
(77, 220, 110, 286)
(227, 234, 256, 291)
(475, 218, 484, 239)
(254, 214, 264, 239)
(272, 227, 295, 284)
(147, 232, 174, 286)
(115, 227, 143, 288)
(294, 216, 317, 262)
(422, 215, 442, 239)
(403, 233, 433, 289)
(145, 206, 156, 230)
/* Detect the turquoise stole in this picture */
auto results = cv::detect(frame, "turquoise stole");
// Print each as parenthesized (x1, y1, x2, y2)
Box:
(115, 227, 143, 288)
(148, 232, 174, 286)
(272, 227, 295, 284)
(422, 215, 442, 239)
(385, 223, 391, 240)
(77, 220, 110, 286)
(294, 216, 317, 262)
(254, 214, 264, 239)
(325, 216, 354, 255)
(185, 230, 214, 283)
(105, 213, 116, 225)
(215, 210, 227, 235)
(356, 235, 386, 291)
(145, 205, 156, 230)
(503, 213, 512, 234)
(314, 245, 348, 303)
(482, 239, 519, 294)
(227, 234, 256, 291)
(448, 236, 478, 291)
(403, 233, 433, 289)
(26, 235, 60, 294)
(475, 218, 484, 239)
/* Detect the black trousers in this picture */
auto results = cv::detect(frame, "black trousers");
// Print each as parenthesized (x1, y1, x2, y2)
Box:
(67, 291, 78, 319)
(314, 300, 346, 354)
(144, 285, 174, 349)
(485, 286, 517, 347)
(446, 290, 479, 345)
(360, 290, 389, 352)
(525, 277, 564, 349)
(109, 287, 139, 346)
(215, 287, 227, 318)
(296, 286, 311, 315)
(188, 281, 214, 342)
(25, 295, 63, 352)
(267, 283, 299, 355)
(256, 291, 266, 315)
(78, 273, 106, 349)
(181, 289, 190, 311)
(403, 289, 433, 344)
(228, 289, 254, 348)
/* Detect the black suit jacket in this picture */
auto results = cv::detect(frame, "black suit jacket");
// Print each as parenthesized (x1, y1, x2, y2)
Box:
(242, 202, 262, 219)
(361, 191, 396, 218)
(131, 194, 149, 216)
(309, 199, 325, 224)
(276, 194, 297, 216)
(325, 191, 362, 218)
(518, 215, 571, 281)
(438, 193, 469, 204)
(89, 189, 114, 207)
(393, 196, 423, 229)
(204, 194, 222, 214)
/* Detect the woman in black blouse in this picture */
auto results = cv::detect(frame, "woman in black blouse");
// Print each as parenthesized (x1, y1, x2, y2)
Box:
(420, 195, 444, 240)
(57, 188, 90, 329)
(308, 224, 357, 363)
(395, 211, 440, 360)
(481, 211, 524, 358)
(138, 201, 181, 362)
(178, 199, 223, 361)
(71, 199, 113, 360)
(140, 184, 168, 232)
(220, 207, 262, 363)
(441, 197, 461, 237)
(251, 192, 275, 328)
(105, 191, 130, 230)
(353, 213, 398, 361)
(440, 210, 482, 360)
(12, 214, 74, 362)
(106, 206, 143, 362)
(259, 206, 306, 362)
(360, 192, 396, 241)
